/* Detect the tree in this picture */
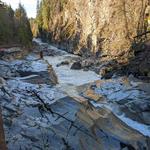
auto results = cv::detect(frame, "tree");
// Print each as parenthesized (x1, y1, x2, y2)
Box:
(34, 0, 68, 39)
(0, 2, 32, 46)
(0, 3, 14, 44)
(36, 1, 43, 29)
(15, 3, 33, 46)
(36, 0, 40, 14)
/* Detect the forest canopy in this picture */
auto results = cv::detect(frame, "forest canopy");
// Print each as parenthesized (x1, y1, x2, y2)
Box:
(0, 1, 32, 46)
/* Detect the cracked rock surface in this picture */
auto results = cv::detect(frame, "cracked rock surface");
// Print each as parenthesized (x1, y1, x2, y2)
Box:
(0, 42, 150, 150)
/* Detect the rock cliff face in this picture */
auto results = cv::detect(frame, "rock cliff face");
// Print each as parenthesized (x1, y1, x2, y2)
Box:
(38, 0, 148, 57)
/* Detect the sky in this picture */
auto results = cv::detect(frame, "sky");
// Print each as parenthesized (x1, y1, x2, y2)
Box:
(2, 0, 37, 18)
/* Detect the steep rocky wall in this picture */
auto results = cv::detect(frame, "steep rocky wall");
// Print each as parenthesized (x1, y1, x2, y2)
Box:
(40, 0, 148, 57)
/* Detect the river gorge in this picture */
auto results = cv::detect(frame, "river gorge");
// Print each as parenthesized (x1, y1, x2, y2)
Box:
(0, 39, 149, 150)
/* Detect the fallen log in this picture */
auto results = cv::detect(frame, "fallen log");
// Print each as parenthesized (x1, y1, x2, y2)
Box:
(0, 108, 7, 150)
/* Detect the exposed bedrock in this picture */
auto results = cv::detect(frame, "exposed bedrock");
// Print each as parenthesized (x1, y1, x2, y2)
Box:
(38, 0, 148, 58)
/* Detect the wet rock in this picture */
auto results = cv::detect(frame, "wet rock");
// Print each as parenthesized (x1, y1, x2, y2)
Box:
(13, 60, 48, 73)
(25, 53, 39, 61)
(82, 77, 150, 140)
(120, 143, 135, 150)
(138, 83, 150, 95)
(81, 58, 95, 68)
(56, 61, 69, 67)
(77, 107, 148, 150)
(0, 62, 14, 78)
(142, 112, 150, 125)
(3, 74, 142, 150)
(71, 61, 82, 70)
(0, 77, 6, 87)
(1, 41, 150, 149)
(20, 131, 39, 142)
(21, 75, 48, 84)
(83, 67, 89, 71)
(83, 88, 106, 102)
(3, 104, 18, 113)
(98, 60, 118, 79)
(3, 59, 59, 85)
(108, 97, 150, 125)
(1, 77, 150, 150)
(0, 47, 28, 61)
(2, 47, 22, 53)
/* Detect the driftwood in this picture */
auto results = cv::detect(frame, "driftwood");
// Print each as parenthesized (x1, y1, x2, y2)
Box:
(0, 108, 7, 150)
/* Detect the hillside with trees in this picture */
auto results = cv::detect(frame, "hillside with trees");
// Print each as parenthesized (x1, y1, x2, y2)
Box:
(34, 0, 150, 78)
(0, 1, 32, 47)
(35, 0, 147, 56)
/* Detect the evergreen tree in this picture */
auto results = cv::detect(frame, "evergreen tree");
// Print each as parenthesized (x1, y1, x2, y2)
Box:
(36, 0, 40, 14)
(0, 2, 32, 46)
(42, 0, 50, 30)
(36, 1, 43, 29)
(0, 3, 14, 44)
(34, 0, 68, 39)
(15, 3, 33, 46)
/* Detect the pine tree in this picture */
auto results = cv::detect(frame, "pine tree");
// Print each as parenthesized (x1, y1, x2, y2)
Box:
(0, 2, 32, 46)
(34, 0, 68, 39)
(0, 4, 14, 44)
(36, 1, 43, 28)
(36, 0, 40, 14)
(15, 3, 33, 46)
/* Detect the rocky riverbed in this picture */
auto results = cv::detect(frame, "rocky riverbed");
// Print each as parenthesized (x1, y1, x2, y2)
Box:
(0, 39, 150, 150)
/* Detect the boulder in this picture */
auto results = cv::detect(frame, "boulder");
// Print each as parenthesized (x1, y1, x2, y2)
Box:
(56, 61, 69, 67)
(81, 59, 95, 68)
(70, 61, 82, 70)
(98, 60, 118, 79)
